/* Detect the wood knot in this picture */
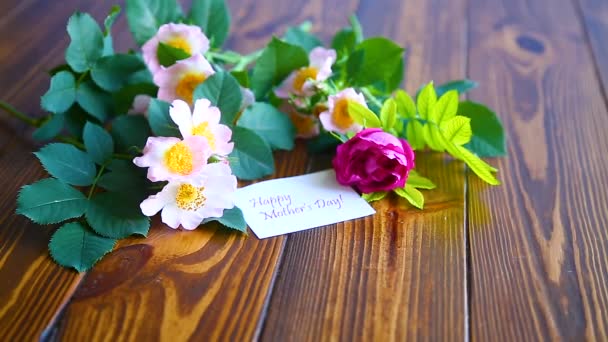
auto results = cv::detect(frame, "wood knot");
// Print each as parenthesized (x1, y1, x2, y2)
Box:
(73, 244, 153, 300)
(516, 35, 545, 55)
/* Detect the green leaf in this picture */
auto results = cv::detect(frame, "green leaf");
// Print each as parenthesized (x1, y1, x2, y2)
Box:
(349, 15, 364, 43)
(193, 71, 242, 124)
(361, 191, 387, 202)
(98, 163, 147, 195)
(440, 116, 472, 146)
(405, 120, 425, 150)
(229, 126, 274, 180)
(423, 124, 444, 152)
(35, 143, 97, 186)
(87, 192, 150, 239)
(435, 79, 478, 97)
(91, 54, 146, 92)
(83, 122, 114, 165)
(49, 222, 116, 272)
(394, 90, 417, 119)
(347, 101, 382, 128)
(17, 178, 88, 224)
(231, 70, 249, 88)
(41, 71, 76, 114)
(189, 0, 231, 48)
(458, 101, 506, 157)
(65, 12, 104, 72)
(64, 105, 88, 137)
(394, 184, 424, 209)
(237, 102, 295, 150)
(332, 29, 356, 60)
(380, 98, 397, 131)
(148, 99, 180, 137)
(430, 89, 458, 124)
(76, 81, 112, 122)
(33, 114, 65, 141)
(251, 37, 308, 99)
(126, 0, 182, 45)
(113, 83, 157, 114)
(284, 25, 322, 52)
(417, 82, 437, 120)
(454, 145, 500, 185)
(348, 38, 404, 88)
(208, 206, 247, 233)
(111, 115, 151, 153)
(157, 42, 190, 67)
(306, 133, 339, 153)
(406, 171, 436, 189)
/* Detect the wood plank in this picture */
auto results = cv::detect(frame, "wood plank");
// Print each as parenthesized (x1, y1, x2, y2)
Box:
(467, 0, 608, 340)
(0, 2, 122, 341)
(54, 0, 315, 340)
(575, 0, 608, 97)
(261, 0, 469, 340)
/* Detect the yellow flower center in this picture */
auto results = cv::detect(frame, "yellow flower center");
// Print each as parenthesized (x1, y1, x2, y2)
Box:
(175, 184, 206, 211)
(164, 142, 194, 175)
(192, 122, 216, 151)
(288, 111, 317, 137)
(176, 72, 207, 104)
(293, 67, 319, 92)
(332, 98, 354, 129)
(165, 36, 193, 55)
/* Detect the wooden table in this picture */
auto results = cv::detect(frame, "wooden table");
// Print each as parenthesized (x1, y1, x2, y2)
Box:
(1, 0, 608, 340)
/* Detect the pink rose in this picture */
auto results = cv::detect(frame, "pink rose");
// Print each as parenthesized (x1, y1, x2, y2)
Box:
(333, 128, 415, 193)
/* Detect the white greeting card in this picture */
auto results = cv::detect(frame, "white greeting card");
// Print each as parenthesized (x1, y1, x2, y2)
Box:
(234, 169, 376, 239)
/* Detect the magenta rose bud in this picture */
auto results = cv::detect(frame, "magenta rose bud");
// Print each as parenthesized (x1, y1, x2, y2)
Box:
(332, 128, 415, 193)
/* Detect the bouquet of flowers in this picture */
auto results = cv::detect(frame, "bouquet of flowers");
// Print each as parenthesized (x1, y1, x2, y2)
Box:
(1, 0, 505, 271)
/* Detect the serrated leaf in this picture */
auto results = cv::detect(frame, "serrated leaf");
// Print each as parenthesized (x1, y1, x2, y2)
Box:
(251, 37, 308, 99)
(405, 120, 425, 150)
(347, 101, 381, 128)
(193, 71, 242, 124)
(91, 54, 146, 92)
(394, 184, 424, 209)
(440, 116, 472, 146)
(147, 99, 180, 137)
(237, 102, 295, 150)
(430, 89, 458, 124)
(458, 101, 506, 157)
(435, 79, 478, 97)
(189, 0, 231, 48)
(126, 0, 182, 45)
(76, 81, 112, 122)
(111, 115, 151, 153)
(394, 89, 416, 119)
(211, 206, 247, 233)
(229, 126, 274, 180)
(49, 222, 116, 272)
(41, 71, 76, 114)
(380, 98, 397, 131)
(284, 25, 322, 52)
(331, 29, 356, 60)
(454, 146, 500, 185)
(348, 38, 404, 89)
(417, 82, 437, 120)
(83, 122, 114, 165)
(35, 143, 97, 186)
(98, 166, 147, 195)
(157, 42, 190, 67)
(362, 191, 387, 202)
(406, 171, 436, 189)
(65, 13, 104, 72)
(33, 114, 65, 141)
(422, 124, 444, 152)
(231, 70, 249, 88)
(86, 192, 150, 239)
(17, 178, 88, 224)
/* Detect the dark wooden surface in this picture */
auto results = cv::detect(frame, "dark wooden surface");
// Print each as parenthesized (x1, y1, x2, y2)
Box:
(0, 0, 607, 341)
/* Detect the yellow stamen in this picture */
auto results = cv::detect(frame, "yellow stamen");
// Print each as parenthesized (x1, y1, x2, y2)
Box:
(192, 122, 216, 150)
(164, 142, 194, 175)
(176, 73, 207, 104)
(165, 36, 193, 55)
(332, 98, 355, 129)
(175, 184, 206, 211)
(288, 111, 317, 137)
(293, 67, 319, 92)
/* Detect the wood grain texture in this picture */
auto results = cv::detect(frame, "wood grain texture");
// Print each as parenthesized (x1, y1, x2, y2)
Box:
(261, 0, 469, 340)
(0, 1, 119, 341)
(576, 0, 608, 98)
(467, 0, 608, 340)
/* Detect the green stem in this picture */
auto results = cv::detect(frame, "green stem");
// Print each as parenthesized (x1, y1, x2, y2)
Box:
(0, 100, 42, 127)
(232, 50, 263, 72)
(349, 15, 364, 43)
(88, 164, 106, 199)
(207, 51, 241, 64)
(76, 71, 89, 86)
(361, 88, 383, 108)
